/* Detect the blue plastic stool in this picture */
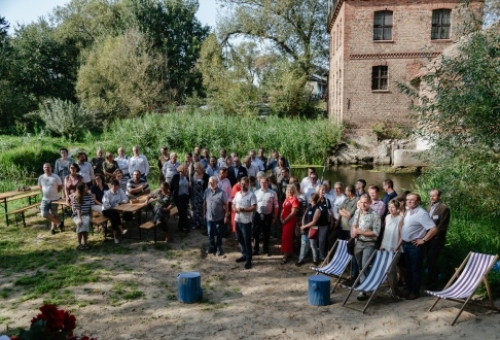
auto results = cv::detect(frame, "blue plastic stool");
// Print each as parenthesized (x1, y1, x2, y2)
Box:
(177, 272, 203, 303)
(308, 275, 330, 306)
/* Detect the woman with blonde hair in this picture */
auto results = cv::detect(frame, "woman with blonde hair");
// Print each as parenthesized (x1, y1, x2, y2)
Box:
(280, 184, 300, 264)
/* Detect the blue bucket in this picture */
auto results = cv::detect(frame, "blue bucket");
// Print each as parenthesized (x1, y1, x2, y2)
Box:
(308, 275, 330, 306)
(177, 272, 203, 303)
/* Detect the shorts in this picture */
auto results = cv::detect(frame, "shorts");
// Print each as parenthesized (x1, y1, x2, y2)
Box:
(73, 215, 91, 233)
(40, 200, 58, 218)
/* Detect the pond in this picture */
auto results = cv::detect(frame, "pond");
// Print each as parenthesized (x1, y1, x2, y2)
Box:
(291, 165, 418, 194)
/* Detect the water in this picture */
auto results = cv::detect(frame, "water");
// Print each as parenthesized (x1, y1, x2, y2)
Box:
(291, 165, 418, 194)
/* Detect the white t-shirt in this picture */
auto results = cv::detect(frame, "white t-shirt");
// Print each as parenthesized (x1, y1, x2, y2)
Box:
(382, 214, 402, 251)
(333, 194, 347, 219)
(233, 190, 257, 224)
(38, 173, 62, 201)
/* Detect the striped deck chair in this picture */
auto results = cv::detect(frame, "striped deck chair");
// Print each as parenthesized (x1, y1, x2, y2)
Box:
(311, 239, 352, 292)
(427, 251, 499, 325)
(342, 249, 400, 313)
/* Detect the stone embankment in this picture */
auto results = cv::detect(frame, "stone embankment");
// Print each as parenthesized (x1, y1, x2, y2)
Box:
(329, 132, 428, 169)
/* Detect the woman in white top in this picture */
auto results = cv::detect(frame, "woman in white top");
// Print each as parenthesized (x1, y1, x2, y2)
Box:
(381, 199, 403, 297)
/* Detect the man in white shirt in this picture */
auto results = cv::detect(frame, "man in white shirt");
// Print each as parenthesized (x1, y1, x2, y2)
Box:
(217, 167, 232, 237)
(253, 177, 279, 256)
(77, 152, 94, 188)
(300, 167, 316, 193)
(243, 156, 259, 177)
(129, 146, 149, 180)
(38, 163, 63, 234)
(304, 172, 320, 204)
(233, 176, 257, 269)
(115, 147, 130, 178)
(400, 193, 437, 300)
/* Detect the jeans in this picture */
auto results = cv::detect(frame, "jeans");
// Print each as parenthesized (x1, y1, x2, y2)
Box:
(236, 222, 252, 265)
(354, 241, 376, 283)
(317, 225, 329, 260)
(253, 212, 272, 253)
(403, 241, 424, 296)
(299, 234, 318, 262)
(207, 219, 223, 251)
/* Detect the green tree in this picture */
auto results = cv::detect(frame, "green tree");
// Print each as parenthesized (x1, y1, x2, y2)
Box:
(198, 34, 261, 114)
(124, 0, 210, 101)
(399, 26, 500, 152)
(76, 28, 167, 120)
(217, 0, 329, 75)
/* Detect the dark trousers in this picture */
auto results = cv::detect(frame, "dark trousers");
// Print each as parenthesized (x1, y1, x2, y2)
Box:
(403, 241, 424, 296)
(236, 222, 252, 265)
(174, 194, 190, 231)
(102, 209, 121, 230)
(426, 236, 446, 286)
(253, 212, 272, 254)
(207, 219, 223, 250)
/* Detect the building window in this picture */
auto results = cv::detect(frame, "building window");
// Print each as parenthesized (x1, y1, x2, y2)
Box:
(374, 11, 393, 40)
(432, 9, 451, 39)
(372, 66, 388, 90)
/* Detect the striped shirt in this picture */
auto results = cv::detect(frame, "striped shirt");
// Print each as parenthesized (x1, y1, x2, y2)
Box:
(72, 193, 94, 217)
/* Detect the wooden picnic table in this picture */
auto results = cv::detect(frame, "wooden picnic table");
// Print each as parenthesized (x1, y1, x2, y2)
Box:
(0, 186, 41, 226)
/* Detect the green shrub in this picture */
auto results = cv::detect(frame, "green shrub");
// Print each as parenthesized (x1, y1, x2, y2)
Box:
(32, 98, 96, 140)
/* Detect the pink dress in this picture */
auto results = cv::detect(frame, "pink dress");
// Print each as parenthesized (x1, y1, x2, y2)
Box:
(281, 196, 299, 253)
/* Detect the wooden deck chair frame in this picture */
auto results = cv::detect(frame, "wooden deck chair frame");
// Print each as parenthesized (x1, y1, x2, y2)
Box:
(427, 251, 499, 326)
(313, 239, 352, 293)
(342, 249, 400, 313)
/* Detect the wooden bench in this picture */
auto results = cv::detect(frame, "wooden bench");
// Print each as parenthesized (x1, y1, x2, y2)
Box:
(5, 191, 40, 203)
(139, 207, 178, 243)
(6, 203, 40, 228)
(92, 214, 109, 239)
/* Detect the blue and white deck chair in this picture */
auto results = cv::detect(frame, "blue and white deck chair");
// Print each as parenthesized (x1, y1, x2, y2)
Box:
(312, 239, 352, 292)
(342, 249, 400, 313)
(427, 252, 499, 325)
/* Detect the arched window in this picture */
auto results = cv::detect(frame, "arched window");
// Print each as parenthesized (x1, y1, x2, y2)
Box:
(374, 11, 393, 40)
(432, 9, 451, 39)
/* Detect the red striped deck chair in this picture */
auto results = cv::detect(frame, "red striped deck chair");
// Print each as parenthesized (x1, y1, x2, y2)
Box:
(311, 239, 352, 292)
(427, 251, 499, 325)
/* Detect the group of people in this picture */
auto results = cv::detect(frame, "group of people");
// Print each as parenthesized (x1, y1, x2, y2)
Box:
(40, 145, 451, 299)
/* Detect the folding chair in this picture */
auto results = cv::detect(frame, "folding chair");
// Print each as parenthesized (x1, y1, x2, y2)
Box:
(427, 251, 499, 325)
(312, 239, 352, 292)
(342, 249, 400, 313)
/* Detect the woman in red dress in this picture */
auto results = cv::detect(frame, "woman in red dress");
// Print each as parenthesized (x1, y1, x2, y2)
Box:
(280, 184, 300, 264)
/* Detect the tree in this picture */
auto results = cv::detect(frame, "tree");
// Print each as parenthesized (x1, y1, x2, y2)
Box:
(217, 0, 329, 75)
(399, 25, 500, 152)
(76, 28, 167, 120)
(124, 0, 210, 101)
(198, 34, 261, 114)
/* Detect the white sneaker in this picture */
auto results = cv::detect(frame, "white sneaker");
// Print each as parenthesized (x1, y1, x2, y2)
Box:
(114, 238, 119, 244)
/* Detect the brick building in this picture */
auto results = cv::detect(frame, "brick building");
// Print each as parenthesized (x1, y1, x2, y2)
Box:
(327, 0, 483, 127)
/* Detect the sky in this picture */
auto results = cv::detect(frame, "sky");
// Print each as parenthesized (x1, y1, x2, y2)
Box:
(0, 0, 218, 33)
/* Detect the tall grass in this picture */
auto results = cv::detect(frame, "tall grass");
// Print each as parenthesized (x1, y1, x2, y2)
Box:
(98, 110, 342, 165)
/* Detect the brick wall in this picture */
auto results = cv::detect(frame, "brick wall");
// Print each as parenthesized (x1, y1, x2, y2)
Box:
(327, 0, 483, 127)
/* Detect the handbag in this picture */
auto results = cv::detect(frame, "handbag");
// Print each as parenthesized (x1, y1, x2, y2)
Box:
(308, 226, 319, 239)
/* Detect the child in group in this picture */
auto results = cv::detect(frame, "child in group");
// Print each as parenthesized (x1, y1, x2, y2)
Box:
(72, 182, 94, 250)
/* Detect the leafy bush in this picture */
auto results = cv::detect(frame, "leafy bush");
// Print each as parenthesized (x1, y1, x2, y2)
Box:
(371, 120, 406, 140)
(32, 99, 96, 140)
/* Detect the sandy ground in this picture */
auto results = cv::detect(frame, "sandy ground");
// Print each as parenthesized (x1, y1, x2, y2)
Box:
(1, 223, 499, 340)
